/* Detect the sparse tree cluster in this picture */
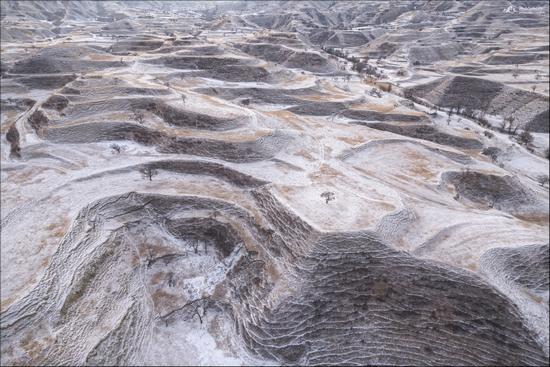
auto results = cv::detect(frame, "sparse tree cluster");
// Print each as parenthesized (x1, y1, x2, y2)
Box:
(500, 115, 519, 135)
(322, 46, 348, 59)
(322, 46, 384, 79)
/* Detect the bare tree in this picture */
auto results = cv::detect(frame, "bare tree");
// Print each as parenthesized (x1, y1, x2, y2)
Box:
(140, 166, 158, 181)
(517, 130, 534, 145)
(191, 240, 200, 254)
(160, 297, 208, 326)
(320, 191, 335, 204)
(531, 85, 537, 93)
(501, 115, 518, 135)
(181, 93, 187, 104)
(110, 143, 123, 154)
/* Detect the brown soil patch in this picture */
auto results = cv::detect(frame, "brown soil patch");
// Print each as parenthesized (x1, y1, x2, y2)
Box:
(336, 135, 366, 145)
(514, 213, 550, 226)
(309, 163, 342, 181)
(294, 149, 315, 161)
(46, 215, 71, 238)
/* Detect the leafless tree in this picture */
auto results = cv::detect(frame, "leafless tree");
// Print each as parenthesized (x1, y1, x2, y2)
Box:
(191, 240, 200, 254)
(321, 191, 335, 204)
(531, 85, 537, 93)
(501, 115, 518, 135)
(161, 297, 209, 326)
(110, 143, 123, 154)
(181, 93, 187, 104)
(517, 130, 534, 145)
(140, 166, 158, 181)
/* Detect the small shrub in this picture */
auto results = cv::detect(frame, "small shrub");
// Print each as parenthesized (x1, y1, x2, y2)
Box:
(517, 130, 534, 145)
(482, 147, 500, 162)
(110, 143, 122, 154)
(320, 191, 335, 204)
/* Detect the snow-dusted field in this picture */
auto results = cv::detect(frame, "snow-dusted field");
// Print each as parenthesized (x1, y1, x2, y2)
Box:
(1, 1, 548, 366)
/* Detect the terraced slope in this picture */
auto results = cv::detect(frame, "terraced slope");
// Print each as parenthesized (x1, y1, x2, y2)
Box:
(1, 1, 549, 366)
